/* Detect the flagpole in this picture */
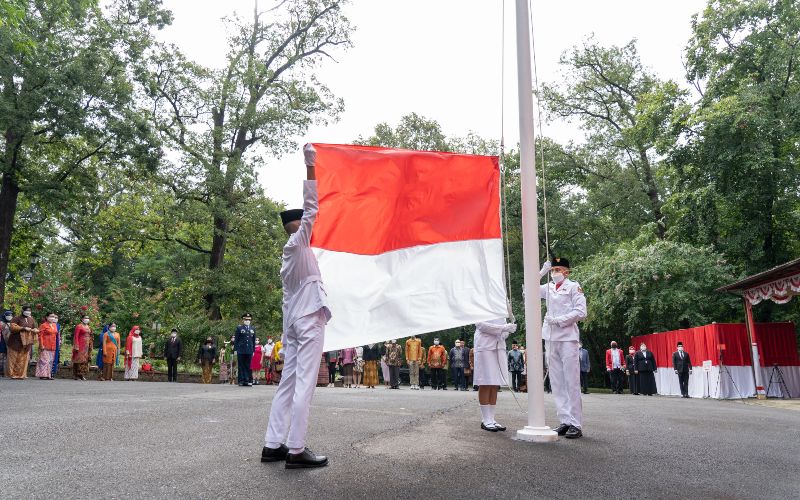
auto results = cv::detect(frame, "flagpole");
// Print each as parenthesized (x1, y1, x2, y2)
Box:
(514, 0, 557, 442)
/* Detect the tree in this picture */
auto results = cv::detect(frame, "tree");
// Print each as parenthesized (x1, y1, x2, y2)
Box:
(143, 0, 353, 319)
(668, 0, 800, 275)
(0, 0, 170, 303)
(355, 112, 451, 151)
(541, 39, 688, 239)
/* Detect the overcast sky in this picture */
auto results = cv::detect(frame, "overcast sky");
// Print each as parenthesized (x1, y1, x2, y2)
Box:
(158, 0, 708, 207)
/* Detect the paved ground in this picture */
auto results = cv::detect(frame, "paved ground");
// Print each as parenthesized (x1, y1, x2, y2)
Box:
(1, 379, 798, 499)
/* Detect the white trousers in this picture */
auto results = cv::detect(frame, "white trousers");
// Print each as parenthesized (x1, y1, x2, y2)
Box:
(546, 340, 582, 428)
(265, 309, 326, 450)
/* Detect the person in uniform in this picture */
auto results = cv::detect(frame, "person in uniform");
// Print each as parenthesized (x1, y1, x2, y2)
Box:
(634, 342, 658, 395)
(233, 314, 256, 386)
(539, 257, 588, 439)
(262, 144, 331, 469)
(672, 341, 692, 398)
(473, 319, 517, 431)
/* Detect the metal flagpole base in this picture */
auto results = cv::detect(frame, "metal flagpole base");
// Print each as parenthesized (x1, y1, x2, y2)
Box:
(514, 426, 558, 442)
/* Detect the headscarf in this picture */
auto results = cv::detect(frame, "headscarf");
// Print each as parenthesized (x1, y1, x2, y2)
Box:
(125, 326, 141, 369)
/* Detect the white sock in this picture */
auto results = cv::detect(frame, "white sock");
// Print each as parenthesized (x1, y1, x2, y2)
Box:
(289, 447, 304, 455)
(480, 405, 492, 425)
(265, 442, 282, 449)
(489, 405, 499, 425)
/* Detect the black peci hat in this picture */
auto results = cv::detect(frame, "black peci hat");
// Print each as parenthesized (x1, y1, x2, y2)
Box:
(677, 341, 683, 346)
(280, 209, 304, 226)
(551, 257, 570, 269)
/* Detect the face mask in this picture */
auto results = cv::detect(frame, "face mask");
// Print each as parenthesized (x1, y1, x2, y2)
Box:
(82, 318, 90, 324)
(244, 320, 252, 326)
(48, 317, 57, 323)
(110, 326, 117, 332)
(135, 330, 141, 336)
(434, 341, 439, 345)
(391, 340, 396, 344)
(171, 333, 177, 338)
(640, 347, 646, 352)
(629, 350, 635, 355)
(552, 272, 565, 284)
(23, 311, 31, 317)
(678, 347, 684, 351)
(4, 315, 12, 321)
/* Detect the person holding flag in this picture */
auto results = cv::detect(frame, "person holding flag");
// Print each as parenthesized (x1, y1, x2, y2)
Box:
(262, 144, 331, 470)
(539, 258, 587, 439)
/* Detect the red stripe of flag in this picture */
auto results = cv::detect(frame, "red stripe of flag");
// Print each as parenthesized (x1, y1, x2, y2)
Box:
(311, 144, 501, 255)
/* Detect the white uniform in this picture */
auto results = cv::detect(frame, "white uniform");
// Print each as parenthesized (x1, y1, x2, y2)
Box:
(472, 318, 516, 386)
(540, 279, 587, 428)
(265, 180, 331, 453)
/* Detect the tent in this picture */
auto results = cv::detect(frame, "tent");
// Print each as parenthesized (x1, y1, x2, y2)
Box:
(631, 323, 800, 399)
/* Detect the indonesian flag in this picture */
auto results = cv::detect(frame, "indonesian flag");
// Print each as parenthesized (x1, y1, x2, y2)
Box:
(311, 144, 508, 352)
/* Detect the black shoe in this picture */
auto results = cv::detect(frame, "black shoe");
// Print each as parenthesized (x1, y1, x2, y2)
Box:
(481, 423, 499, 432)
(565, 426, 582, 439)
(553, 423, 570, 436)
(493, 422, 507, 432)
(261, 444, 289, 462)
(285, 448, 328, 469)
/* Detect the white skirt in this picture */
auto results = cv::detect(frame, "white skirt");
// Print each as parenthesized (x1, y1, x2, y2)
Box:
(473, 349, 510, 387)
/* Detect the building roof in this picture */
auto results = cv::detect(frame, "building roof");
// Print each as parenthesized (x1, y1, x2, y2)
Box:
(716, 257, 800, 294)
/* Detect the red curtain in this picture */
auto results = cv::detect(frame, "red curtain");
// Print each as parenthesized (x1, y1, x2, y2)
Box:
(631, 322, 798, 367)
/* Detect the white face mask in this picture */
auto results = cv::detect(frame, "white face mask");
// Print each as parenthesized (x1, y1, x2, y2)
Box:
(243, 320, 251, 326)
(110, 326, 117, 332)
(640, 346, 646, 352)
(48, 317, 57, 323)
(23, 311, 31, 317)
(678, 347, 684, 351)
(552, 272, 565, 284)
(391, 339, 396, 344)
(4, 315, 12, 321)
(171, 333, 177, 338)
(82, 318, 90, 325)
(434, 341, 440, 345)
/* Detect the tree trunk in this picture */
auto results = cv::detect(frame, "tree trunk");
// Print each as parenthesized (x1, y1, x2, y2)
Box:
(639, 151, 665, 239)
(0, 171, 20, 303)
(203, 214, 228, 320)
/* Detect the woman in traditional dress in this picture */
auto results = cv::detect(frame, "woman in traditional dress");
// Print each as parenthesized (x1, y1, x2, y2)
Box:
(72, 315, 92, 380)
(353, 346, 364, 388)
(625, 345, 639, 395)
(381, 342, 391, 388)
(271, 338, 283, 384)
(339, 347, 356, 388)
(0, 310, 9, 376)
(197, 336, 216, 384)
(124, 326, 143, 381)
(473, 318, 517, 432)
(251, 338, 263, 385)
(218, 340, 230, 383)
(316, 353, 329, 387)
(263, 336, 275, 384)
(98, 323, 121, 381)
(8, 306, 38, 379)
(36, 312, 60, 380)
(362, 343, 380, 389)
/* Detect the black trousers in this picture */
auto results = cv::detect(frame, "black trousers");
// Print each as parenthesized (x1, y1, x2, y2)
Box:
(609, 368, 624, 393)
(389, 365, 400, 388)
(628, 372, 639, 394)
(511, 370, 523, 391)
(580, 371, 589, 393)
(452, 367, 465, 390)
(237, 353, 253, 384)
(431, 368, 445, 388)
(167, 358, 178, 382)
(328, 362, 337, 383)
(678, 370, 690, 396)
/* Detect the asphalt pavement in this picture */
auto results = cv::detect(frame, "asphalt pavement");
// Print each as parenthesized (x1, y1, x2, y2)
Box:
(1, 379, 798, 499)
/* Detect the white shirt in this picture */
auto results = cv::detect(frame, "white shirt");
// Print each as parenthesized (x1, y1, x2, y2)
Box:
(131, 336, 143, 358)
(611, 348, 622, 369)
(281, 180, 331, 332)
(539, 279, 587, 342)
(473, 318, 516, 353)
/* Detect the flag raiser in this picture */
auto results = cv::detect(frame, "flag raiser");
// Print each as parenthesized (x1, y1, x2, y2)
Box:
(310, 144, 508, 352)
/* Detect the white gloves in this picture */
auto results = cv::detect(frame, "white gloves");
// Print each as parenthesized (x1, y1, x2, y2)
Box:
(539, 260, 552, 279)
(303, 143, 316, 167)
(544, 314, 560, 327)
(504, 323, 517, 334)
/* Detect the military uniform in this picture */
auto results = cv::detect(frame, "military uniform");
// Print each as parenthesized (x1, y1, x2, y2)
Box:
(233, 322, 256, 385)
(540, 258, 587, 435)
